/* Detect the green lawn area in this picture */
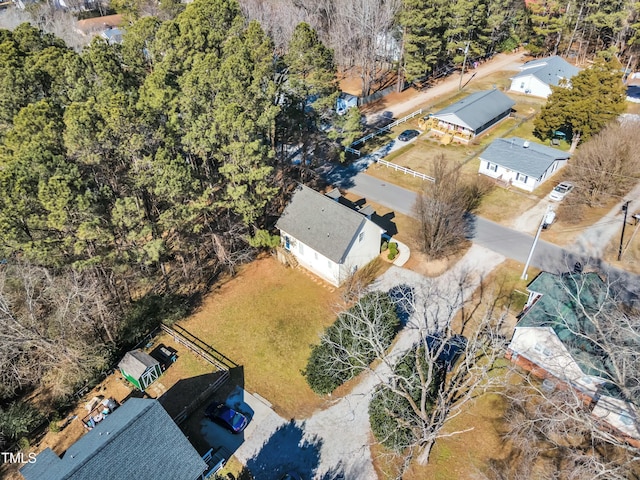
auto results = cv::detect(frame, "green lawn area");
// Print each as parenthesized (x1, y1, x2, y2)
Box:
(176, 257, 341, 418)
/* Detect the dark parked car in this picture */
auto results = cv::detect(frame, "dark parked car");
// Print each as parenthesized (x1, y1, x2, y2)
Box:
(397, 129, 420, 142)
(205, 403, 248, 433)
(425, 334, 468, 372)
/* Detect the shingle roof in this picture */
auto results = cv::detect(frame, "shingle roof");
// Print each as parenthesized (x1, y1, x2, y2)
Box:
(480, 137, 570, 178)
(20, 399, 207, 480)
(275, 185, 368, 264)
(432, 89, 515, 131)
(513, 55, 580, 87)
(118, 350, 160, 379)
(518, 272, 611, 378)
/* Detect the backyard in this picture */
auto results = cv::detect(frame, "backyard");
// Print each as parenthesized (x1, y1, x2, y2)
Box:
(174, 256, 342, 419)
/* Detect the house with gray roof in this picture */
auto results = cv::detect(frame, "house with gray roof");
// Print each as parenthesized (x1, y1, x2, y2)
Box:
(509, 56, 580, 98)
(478, 137, 570, 191)
(506, 271, 640, 448)
(276, 185, 384, 286)
(20, 398, 209, 480)
(429, 89, 515, 143)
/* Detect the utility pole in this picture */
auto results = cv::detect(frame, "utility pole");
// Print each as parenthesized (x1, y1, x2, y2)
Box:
(458, 41, 470, 91)
(618, 200, 631, 261)
(521, 206, 551, 280)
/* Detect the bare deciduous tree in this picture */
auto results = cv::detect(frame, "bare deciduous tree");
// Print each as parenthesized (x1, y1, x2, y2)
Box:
(307, 267, 510, 474)
(413, 154, 486, 259)
(0, 261, 117, 399)
(495, 271, 640, 480)
(564, 120, 640, 209)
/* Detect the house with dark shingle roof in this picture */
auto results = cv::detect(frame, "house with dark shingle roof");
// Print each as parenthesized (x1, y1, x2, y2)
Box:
(478, 137, 570, 191)
(429, 89, 515, 143)
(276, 185, 384, 286)
(20, 398, 209, 480)
(506, 271, 640, 448)
(509, 56, 580, 98)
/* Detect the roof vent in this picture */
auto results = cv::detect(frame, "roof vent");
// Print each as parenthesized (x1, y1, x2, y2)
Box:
(523, 141, 530, 148)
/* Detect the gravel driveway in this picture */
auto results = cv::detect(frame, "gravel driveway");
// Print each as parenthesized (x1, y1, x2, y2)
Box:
(214, 245, 504, 479)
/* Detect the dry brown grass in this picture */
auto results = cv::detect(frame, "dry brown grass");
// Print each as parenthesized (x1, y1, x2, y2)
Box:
(475, 185, 539, 223)
(176, 256, 340, 419)
(602, 220, 640, 273)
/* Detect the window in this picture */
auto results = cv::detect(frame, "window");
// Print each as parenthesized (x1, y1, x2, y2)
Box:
(327, 260, 332, 269)
(358, 231, 365, 242)
(284, 236, 290, 250)
(299, 243, 304, 255)
(516, 172, 528, 183)
(314, 252, 318, 260)
(520, 82, 525, 88)
(487, 162, 498, 172)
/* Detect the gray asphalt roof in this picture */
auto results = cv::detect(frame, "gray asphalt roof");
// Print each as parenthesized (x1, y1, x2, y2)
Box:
(275, 184, 367, 264)
(118, 349, 160, 379)
(432, 89, 515, 131)
(20, 399, 207, 480)
(513, 55, 580, 87)
(480, 137, 570, 178)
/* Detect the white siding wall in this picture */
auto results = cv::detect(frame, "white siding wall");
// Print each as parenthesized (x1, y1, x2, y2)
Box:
(280, 220, 382, 286)
(339, 221, 384, 284)
(509, 75, 552, 98)
(479, 158, 567, 192)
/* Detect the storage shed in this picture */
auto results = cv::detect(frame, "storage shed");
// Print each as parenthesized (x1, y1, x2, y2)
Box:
(118, 349, 162, 391)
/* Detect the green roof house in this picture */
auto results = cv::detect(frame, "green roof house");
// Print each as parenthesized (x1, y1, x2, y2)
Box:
(118, 349, 162, 391)
(20, 398, 208, 480)
(506, 271, 640, 447)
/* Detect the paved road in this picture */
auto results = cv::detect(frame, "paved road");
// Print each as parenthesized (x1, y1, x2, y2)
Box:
(334, 170, 640, 300)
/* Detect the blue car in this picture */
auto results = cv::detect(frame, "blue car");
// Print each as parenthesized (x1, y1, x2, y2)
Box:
(205, 403, 249, 433)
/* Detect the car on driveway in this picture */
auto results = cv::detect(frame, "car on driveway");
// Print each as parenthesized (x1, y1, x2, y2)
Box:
(205, 403, 249, 433)
(549, 182, 574, 201)
(397, 129, 420, 142)
(425, 334, 468, 372)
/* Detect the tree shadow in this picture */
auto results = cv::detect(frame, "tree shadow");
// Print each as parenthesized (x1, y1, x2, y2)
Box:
(240, 420, 335, 480)
(388, 284, 415, 327)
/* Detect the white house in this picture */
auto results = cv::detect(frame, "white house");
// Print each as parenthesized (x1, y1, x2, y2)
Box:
(506, 271, 640, 448)
(509, 56, 580, 98)
(276, 185, 384, 286)
(478, 137, 570, 192)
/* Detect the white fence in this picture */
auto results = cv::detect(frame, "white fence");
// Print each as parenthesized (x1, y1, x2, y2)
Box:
(376, 158, 435, 182)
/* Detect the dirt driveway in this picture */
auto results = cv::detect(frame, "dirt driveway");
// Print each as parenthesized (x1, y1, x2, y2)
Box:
(364, 51, 525, 124)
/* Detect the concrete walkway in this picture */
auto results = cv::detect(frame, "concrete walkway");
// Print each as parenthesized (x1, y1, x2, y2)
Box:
(392, 238, 410, 267)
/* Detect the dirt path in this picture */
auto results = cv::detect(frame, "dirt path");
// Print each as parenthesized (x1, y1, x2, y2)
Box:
(364, 51, 525, 124)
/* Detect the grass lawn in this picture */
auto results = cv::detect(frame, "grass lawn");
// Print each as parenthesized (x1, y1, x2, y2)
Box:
(175, 256, 341, 419)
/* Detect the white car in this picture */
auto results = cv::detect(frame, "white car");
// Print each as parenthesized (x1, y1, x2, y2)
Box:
(549, 182, 574, 201)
